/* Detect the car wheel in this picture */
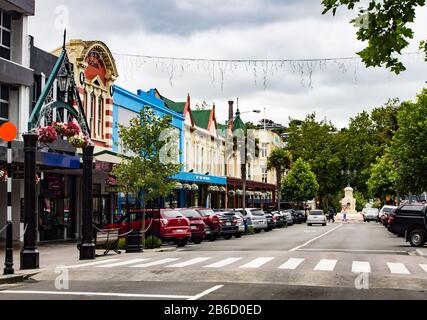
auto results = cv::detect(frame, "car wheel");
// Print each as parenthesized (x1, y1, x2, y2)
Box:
(176, 240, 188, 247)
(235, 233, 242, 239)
(264, 229, 270, 232)
(194, 239, 203, 245)
(308, 224, 312, 227)
(409, 230, 426, 247)
(254, 229, 262, 234)
(322, 223, 327, 226)
(223, 235, 232, 240)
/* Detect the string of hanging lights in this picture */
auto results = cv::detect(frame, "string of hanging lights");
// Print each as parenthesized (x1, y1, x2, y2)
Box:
(112, 51, 423, 90)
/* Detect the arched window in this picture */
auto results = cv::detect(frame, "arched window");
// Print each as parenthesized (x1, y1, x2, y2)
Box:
(97, 94, 103, 138)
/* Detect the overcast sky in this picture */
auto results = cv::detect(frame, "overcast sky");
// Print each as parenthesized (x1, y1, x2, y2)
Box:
(29, 0, 427, 128)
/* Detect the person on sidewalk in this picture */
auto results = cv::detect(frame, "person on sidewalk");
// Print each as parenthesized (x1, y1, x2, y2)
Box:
(328, 208, 336, 223)
(341, 206, 348, 223)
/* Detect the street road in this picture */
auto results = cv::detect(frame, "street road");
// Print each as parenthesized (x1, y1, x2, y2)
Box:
(1, 221, 426, 300)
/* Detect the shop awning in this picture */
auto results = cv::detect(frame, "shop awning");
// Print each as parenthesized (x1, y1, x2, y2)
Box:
(93, 149, 123, 165)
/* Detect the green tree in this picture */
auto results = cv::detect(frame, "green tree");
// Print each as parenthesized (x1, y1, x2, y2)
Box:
(282, 159, 319, 206)
(322, 0, 426, 74)
(389, 88, 427, 194)
(113, 107, 181, 248)
(367, 153, 398, 204)
(267, 148, 293, 211)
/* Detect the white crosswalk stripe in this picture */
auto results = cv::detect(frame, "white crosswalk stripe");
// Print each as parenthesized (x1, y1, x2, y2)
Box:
(65, 259, 121, 269)
(314, 259, 338, 271)
(278, 258, 305, 270)
(387, 262, 410, 275)
(166, 257, 211, 268)
(420, 264, 427, 273)
(239, 257, 275, 269)
(204, 258, 243, 268)
(131, 258, 180, 268)
(352, 261, 371, 273)
(98, 259, 150, 268)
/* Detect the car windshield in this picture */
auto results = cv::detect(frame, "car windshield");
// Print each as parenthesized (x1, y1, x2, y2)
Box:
(180, 210, 201, 218)
(366, 209, 378, 214)
(383, 207, 396, 213)
(197, 209, 214, 217)
(310, 211, 324, 216)
(251, 210, 265, 216)
(161, 210, 183, 218)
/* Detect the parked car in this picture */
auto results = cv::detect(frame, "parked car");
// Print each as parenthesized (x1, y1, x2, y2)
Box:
(178, 209, 206, 244)
(294, 210, 307, 224)
(237, 208, 268, 233)
(264, 212, 277, 231)
(307, 210, 327, 226)
(233, 210, 249, 233)
(271, 211, 288, 228)
(363, 208, 380, 222)
(216, 211, 242, 239)
(282, 210, 294, 226)
(104, 209, 191, 247)
(379, 205, 397, 225)
(389, 204, 427, 247)
(193, 208, 221, 241)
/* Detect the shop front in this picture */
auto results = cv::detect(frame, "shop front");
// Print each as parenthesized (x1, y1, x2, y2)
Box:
(226, 177, 276, 209)
(171, 172, 227, 209)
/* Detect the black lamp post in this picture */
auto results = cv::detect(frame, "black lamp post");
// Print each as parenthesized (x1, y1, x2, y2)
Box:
(20, 133, 40, 269)
(341, 169, 357, 187)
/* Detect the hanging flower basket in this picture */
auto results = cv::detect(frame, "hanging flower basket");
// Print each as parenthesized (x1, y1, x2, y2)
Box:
(67, 133, 90, 148)
(0, 167, 8, 183)
(236, 189, 243, 196)
(247, 191, 254, 197)
(52, 122, 67, 135)
(191, 184, 199, 191)
(229, 190, 236, 197)
(105, 176, 117, 186)
(174, 182, 183, 190)
(208, 186, 220, 193)
(38, 126, 58, 144)
(183, 184, 192, 191)
(63, 122, 81, 138)
(220, 187, 227, 193)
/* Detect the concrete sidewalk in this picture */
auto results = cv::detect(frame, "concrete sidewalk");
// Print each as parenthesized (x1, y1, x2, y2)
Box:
(0, 241, 176, 284)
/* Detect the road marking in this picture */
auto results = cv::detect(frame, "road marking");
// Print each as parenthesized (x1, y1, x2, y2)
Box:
(278, 258, 305, 270)
(204, 258, 243, 268)
(387, 263, 410, 275)
(239, 257, 275, 269)
(188, 285, 224, 301)
(131, 258, 180, 268)
(295, 249, 408, 254)
(64, 259, 121, 269)
(98, 259, 150, 268)
(314, 259, 338, 271)
(352, 261, 371, 273)
(290, 224, 343, 252)
(167, 257, 211, 268)
(419, 264, 427, 273)
(0, 290, 192, 300)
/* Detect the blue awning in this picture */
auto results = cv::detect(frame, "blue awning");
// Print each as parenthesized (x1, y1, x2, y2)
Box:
(173, 172, 227, 185)
(40, 152, 81, 169)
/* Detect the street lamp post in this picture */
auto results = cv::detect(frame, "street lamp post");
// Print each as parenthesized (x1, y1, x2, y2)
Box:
(341, 169, 357, 187)
(226, 104, 261, 212)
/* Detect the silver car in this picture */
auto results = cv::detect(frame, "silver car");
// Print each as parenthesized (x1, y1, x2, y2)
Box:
(363, 208, 379, 222)
(307, 210, 327, 226)
(236, 208, 268, 233)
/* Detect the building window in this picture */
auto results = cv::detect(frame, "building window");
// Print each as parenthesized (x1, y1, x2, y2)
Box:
(0, 84, 9, 125)
(262, 167, 268, 184)
(97, 95, 103, 138)
(0, 11, 11, 60)
(261, 143, 268, 158)
(90, 93, 95, 136)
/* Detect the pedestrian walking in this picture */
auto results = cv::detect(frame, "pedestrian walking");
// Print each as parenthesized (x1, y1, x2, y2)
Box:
(328, 208, 335, 223)
(341, 207, 348, 223)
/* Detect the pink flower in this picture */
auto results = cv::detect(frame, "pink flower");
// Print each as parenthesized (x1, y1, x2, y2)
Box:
(64, 122, 81, 137)
(38, 126, 58, 144)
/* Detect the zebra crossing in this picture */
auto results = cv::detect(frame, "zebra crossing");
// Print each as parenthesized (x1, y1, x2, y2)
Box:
(64, 255, 427, 276)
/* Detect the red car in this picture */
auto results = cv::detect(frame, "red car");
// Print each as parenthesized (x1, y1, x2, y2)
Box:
(178, 209, 206, 244)
(192, 208, 221, 241)
(104, 209, 191, 247)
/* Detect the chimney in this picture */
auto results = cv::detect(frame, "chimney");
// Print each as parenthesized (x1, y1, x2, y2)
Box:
(228, 100, 234, 121)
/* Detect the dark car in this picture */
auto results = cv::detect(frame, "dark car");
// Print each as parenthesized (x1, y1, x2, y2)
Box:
(178, 209, 206, 244)
(389, 204, 427, 247)
(264, 212, 276, 231)
(193, 208, 221, 241)
(294, 210, 307, 224)
(216, 211, 242, 239)
(271, 211, 288, 228)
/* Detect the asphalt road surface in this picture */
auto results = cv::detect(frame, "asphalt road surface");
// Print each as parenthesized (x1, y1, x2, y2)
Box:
(1, 221, 426, 300)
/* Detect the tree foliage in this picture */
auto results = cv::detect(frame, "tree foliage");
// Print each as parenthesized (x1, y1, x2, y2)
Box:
(367, 153, 398, 201)
(282, 159, 319, 204)
(267, 148, 293, 210)
(322, 0, 426, 74)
